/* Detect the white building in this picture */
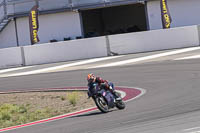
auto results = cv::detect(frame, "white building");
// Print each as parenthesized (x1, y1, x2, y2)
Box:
(147, 0, 200, 30)
(0, 0, 200, 48)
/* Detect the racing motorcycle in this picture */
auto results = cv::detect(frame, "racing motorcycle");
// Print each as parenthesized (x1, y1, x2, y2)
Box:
(88, 83, 125, 113)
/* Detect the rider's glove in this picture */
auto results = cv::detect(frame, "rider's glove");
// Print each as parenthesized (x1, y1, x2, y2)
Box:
(109, 85, 113, 90)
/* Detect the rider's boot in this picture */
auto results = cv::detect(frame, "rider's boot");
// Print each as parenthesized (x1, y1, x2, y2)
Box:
(113, 90, 122, 101)
(109, 85, 122, 101)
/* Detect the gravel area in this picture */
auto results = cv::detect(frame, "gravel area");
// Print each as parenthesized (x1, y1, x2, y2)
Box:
(0, 91, 95, 115)
(0, 91, 95, 128)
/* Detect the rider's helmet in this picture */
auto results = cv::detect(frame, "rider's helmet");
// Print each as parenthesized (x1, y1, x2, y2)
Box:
(87, 73, 95, 83)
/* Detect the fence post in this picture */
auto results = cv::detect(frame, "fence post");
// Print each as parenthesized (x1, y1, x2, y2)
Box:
(105, 36, 111, 56)
(20, 46, 26, 66)
(3, 0, 7, 19)
(68, 0, 73, 10)
(35, 0, 39, 6)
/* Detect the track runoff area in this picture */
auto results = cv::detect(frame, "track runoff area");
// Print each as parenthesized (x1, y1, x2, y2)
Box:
(0, 87, 146, 132)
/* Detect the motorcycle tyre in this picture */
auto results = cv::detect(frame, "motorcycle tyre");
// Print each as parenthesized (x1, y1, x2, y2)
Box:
(95, 96, 109, 113)
(116, 100, 126, 110)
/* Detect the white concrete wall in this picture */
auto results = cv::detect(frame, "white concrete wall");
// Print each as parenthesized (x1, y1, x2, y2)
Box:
(16, 11, 82, 46)
(147, 0, 200, 30)
(108, 25, 199, 55)
(0, 25, 199, 69)
(0, 47, 22, 68)
(23, 36, 108, 65)
(0, 21, 17, 48)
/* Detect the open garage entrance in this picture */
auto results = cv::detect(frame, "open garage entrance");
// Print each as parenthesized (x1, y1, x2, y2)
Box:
(81, 3, 148, 38)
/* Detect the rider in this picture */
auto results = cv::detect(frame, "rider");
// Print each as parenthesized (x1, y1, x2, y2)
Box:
(87, 73, 121, 101)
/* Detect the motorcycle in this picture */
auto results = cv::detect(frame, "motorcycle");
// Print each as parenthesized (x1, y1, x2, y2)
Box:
(88, 83, 125, 113)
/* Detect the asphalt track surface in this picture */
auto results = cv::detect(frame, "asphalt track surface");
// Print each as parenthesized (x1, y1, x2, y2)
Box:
(1, 48, 200, 133)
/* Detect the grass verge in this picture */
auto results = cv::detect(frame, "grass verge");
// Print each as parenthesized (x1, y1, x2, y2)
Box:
(0, 91, 95, 129)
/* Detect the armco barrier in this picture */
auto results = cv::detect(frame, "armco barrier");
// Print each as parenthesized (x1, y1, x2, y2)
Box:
(108, 25, 200, 55)
(23, 36, 108, 66)
(0, 47, 23, 68)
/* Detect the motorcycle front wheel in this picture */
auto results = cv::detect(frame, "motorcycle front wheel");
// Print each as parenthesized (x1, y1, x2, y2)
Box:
(116, 100, 126, 110)
(95, 96, 109, 113)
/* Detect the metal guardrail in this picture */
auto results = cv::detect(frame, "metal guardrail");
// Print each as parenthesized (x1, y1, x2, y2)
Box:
(0, 0, 9, 32)
(0, 0, 6, 19)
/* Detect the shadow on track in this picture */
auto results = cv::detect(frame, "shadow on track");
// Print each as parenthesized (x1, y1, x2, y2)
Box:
(70, 109, 118, 118)
(70, 112, 104, 118)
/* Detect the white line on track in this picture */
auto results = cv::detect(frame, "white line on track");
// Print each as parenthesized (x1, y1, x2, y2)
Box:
(184, 126, 200, 131)
(187, 131, 200, 133)
(0, 66, 32, 74)
(90, 47, 200, 68)
(0, 56, 121, 77)
(174, 55, 200, 60)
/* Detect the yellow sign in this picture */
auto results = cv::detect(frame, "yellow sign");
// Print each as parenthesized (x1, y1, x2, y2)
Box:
(29, 5, 39, 44)
(161, 0, 172, 29)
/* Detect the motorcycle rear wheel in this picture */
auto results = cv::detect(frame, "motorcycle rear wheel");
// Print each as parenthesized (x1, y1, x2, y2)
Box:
(95, 96, 109, 113)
